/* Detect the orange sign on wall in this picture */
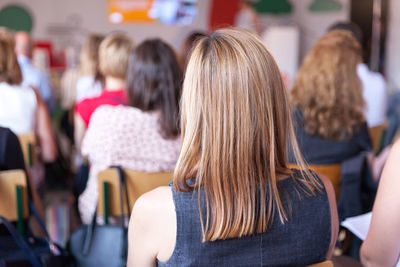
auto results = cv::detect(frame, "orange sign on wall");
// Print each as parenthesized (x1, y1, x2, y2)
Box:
(107, 0, 155, 24)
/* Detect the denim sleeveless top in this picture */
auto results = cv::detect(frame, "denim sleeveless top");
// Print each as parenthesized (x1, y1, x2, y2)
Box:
(158, 172, 331, 267)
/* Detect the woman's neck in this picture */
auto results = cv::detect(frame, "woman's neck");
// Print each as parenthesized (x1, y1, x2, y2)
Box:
(105, 76, 126, 91)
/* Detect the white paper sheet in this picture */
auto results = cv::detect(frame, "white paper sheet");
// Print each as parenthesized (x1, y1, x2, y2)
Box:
(341, 212, 372, 241)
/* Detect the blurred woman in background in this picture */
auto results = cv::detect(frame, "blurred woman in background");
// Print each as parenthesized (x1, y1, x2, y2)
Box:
(290, 30, 371, 165)
(75, 33, 105, 102)
(74, 33, 134, 150)
(79, 39, 181, 224)
(179, 31, 206, 70)
(0, 28, 57, 164)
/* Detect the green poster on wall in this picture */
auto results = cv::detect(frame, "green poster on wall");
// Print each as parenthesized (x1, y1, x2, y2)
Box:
(0, 5, 33, 32)
(309, 0, 342, 12)
(253, 0, 292, 14)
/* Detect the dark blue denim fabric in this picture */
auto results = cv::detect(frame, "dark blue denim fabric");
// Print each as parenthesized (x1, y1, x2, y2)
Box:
(289, 109, 372, 165)
(158, 172, 331, 267)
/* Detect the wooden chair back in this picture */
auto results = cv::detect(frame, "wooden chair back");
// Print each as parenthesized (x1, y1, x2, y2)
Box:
(307, 260, 334, 267)
(368, 122, 387, 153)
(97, 168, 173, 219)
(0, 170, 29, 234)
(17, 133, 36, 167)
(288, 163, 341, 199)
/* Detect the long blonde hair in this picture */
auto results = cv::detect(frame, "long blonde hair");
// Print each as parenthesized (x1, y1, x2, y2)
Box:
(173, 28, 321, 242)
(291, 30, 364, 141)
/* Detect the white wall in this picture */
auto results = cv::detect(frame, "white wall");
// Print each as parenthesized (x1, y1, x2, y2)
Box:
(0, 0, 211, 54)
(386, 0, 400, 90)
(259, 0, 350, 58)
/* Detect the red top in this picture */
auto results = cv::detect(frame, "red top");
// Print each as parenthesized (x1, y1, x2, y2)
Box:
(75, 89, 127, 127)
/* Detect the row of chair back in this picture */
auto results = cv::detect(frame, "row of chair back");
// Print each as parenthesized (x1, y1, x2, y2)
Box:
(368, 122, 388, 154)
(288, 163, 341, 199)
(17, 133, 36, 167)
(97, 169, 173, 221)
(0, 170, 29, 235)
(95, 167, 334, 266)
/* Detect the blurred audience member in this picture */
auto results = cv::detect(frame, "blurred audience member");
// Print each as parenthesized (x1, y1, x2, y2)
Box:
(76, 34, 105, 102)
(60, 45, 80, 111)
(78, 39, 181, 223)
(14, 31, 53, 110)
(329, 22, 387, 128)
(179, 31, 206, 70)
(0, 28, 57, 163)
(234, 0, 262, 35)
(290, 30, 371, 165)
(74, 33, 134, 150)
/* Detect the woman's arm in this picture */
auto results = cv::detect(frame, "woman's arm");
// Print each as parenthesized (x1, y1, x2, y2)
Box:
(32, 87, 58, 162)
(360, 140, 400, 266)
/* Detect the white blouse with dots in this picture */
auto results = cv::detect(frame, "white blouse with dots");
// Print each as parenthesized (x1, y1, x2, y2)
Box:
(78, 105, 181, 224)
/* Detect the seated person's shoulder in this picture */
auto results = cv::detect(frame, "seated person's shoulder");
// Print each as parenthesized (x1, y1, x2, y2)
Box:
(134, 186, 173, 215)
(132, 186, 174, 226)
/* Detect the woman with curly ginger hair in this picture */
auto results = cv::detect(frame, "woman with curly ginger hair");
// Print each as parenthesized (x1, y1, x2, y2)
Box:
(290, 30, 372, 166)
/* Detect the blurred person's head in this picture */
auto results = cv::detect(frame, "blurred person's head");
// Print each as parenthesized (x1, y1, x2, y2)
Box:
(127, 39, 182, 139)
(80, 34, 105, 84)
(14, 31, 33, 58)
(179, 31, 206, 69)
(99, 33, 134, 80)
(328, 21, 363, 46)
(174, 27, 320, 242)
(291, 30, 364, 141)
(0, 28, 22, 85)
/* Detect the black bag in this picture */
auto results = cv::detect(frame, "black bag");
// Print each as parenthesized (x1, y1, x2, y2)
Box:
(0, 204, 74, 267)
(69, 166, 130, 267)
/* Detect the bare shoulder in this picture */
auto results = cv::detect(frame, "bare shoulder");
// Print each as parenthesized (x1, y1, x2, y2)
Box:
(129, 186, 176, 264)
(132, 186, 174, 224)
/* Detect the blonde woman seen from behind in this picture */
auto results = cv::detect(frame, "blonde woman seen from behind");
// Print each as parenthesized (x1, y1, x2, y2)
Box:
(74, 34, 134, 150)
(128, 28, 338, 266)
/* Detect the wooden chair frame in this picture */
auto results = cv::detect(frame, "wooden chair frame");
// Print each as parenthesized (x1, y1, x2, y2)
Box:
(0, 170, 29, 235)
(97, 168, 173, 223)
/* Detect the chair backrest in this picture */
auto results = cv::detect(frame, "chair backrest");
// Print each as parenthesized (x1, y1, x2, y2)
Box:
(307, 260, 334, 267)
(97, 168, 173, 218)
(368, 122, 387, 153)
(0, 170, 29, 221)
(288, 163, 341, 199)
(17, 133, 36, 167)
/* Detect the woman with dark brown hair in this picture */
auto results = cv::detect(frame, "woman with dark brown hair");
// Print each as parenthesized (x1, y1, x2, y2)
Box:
(290, 30, 372, 165)
(78, 39, 181, 224)
(128, 28, 338, 266)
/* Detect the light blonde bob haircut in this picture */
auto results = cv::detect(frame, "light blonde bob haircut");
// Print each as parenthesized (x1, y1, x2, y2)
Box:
(174, 28, 321, 242)
(291, 30, 364, 141)
(0, 28, 22, 85)
(99, 33, 134, 79)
